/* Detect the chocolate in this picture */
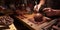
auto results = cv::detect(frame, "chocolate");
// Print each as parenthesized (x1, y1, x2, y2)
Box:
(0, 16, 13, 26)
(34, 13, 43, 22)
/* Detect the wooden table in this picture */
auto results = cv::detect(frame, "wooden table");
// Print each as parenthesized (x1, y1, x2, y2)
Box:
(16, 13, 57, 30)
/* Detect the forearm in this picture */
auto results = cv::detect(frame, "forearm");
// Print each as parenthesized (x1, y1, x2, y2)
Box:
(44, 9, 60, 17)
(34, 0, 45, 12)
(38, 0, 45, 6)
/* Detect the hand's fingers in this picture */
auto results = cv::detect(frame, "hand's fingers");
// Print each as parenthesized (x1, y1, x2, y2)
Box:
(43, 8, 52, 12)
(43, 8, 51, 10)
(52, 26, 59, 30)
(34, 5, 38, 10)
(34, 5, 37, 9)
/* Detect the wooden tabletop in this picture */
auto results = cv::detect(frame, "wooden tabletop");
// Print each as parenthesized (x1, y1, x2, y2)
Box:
(16, 13, 56, 30)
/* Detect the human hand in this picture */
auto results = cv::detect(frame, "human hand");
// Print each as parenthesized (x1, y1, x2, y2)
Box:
(34, 5, 41, 12)
(43, 8, 52, 13)
(43, 8, 55, 17)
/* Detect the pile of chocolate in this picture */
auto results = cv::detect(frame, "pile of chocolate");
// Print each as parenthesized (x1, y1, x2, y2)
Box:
(0, 16, 13, 26)
(34, 13, 43, 22)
